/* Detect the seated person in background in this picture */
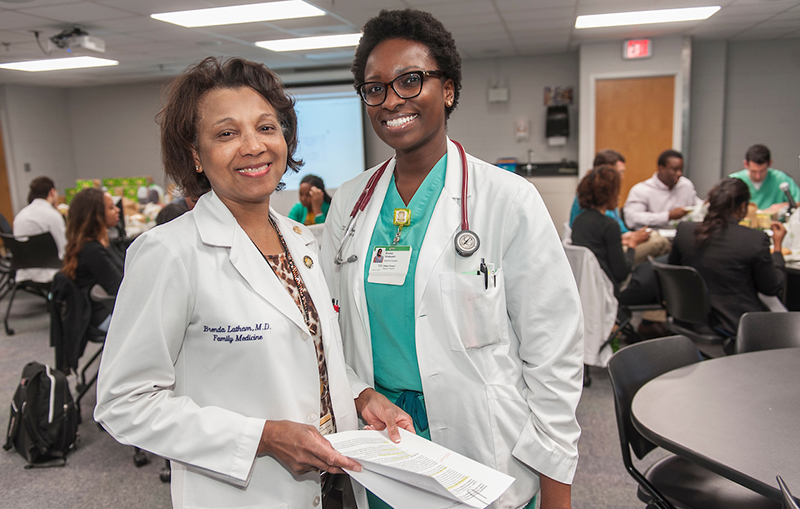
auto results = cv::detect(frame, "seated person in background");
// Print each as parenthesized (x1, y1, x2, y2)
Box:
(669, 177, 785, 337)
(623, 149, 702, 230)
(62, 188, 123, 331)
(570, 150, 628, 231)
(729, 144, 800, 213)
(12, 176, 67, 283)
(570, 149, 668, 264)
(572, 165, 659, 308)
(288, 174, 331, 225)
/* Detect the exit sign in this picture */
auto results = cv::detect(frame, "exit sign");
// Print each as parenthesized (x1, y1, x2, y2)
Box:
(623, 39, 652, 60)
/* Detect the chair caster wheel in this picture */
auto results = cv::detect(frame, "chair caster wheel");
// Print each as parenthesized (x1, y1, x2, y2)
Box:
(160, 468, 171, 483)
(133, 450, 149, 467)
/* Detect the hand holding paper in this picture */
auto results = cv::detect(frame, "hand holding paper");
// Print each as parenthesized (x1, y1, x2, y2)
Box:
(326, 429, 514, 509)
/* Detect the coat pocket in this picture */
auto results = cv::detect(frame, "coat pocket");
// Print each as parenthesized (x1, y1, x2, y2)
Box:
(440, 268, 509, 351)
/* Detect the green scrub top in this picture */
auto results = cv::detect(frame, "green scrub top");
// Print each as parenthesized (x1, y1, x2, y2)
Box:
(363, 154, 447, 440)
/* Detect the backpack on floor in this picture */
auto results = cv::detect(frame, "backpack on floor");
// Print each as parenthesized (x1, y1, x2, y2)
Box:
(3, 361, 79, 468)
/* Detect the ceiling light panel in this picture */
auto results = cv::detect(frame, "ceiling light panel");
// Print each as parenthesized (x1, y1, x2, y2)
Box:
(151, 1, 325, 28)
(575, 6, 721, 29)
(256, 33, 362, 51)
(0, 56, 119, 72)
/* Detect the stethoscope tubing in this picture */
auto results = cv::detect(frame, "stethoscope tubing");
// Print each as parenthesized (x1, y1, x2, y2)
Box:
(334, 140, 471, 265)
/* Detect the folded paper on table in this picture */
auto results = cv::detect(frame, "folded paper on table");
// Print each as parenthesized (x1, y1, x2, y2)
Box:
(326, 429, 514, 509)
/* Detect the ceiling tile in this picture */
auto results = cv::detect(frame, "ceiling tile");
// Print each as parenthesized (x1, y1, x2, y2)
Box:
(19, 1, 133, 23)
(0, 10, 56, 30)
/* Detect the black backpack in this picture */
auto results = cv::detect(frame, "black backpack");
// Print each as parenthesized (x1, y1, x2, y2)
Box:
(3, 362, 79, 467)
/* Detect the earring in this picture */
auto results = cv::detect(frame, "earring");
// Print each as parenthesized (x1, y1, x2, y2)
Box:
(195, 165, 201, 173)
(446, 100, 453, 107)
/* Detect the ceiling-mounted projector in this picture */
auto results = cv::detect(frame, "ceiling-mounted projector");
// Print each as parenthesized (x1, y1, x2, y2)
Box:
(47, 26, 106, 53)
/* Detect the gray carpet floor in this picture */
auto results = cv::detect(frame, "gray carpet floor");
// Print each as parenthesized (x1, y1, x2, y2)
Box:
(0, 291, 661, 508)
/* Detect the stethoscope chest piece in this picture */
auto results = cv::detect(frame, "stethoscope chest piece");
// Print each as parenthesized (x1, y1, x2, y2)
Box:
(454, 229, 480, 257)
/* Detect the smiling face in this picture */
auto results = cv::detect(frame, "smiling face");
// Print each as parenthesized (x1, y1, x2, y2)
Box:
(363, 38, 454, 159)
(657, 156, 684, 190)
(192, 86, 287, 211)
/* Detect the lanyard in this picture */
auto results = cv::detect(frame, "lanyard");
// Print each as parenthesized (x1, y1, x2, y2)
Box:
(334, 140, 479, 265)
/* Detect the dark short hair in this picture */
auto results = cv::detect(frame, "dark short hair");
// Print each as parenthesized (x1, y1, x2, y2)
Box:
(577, 165, 620, 210)
(593, 149, 625, 167)
(157, 56, 301, 199)
(657, 149, 683, 168)
(28, 176, 55, 203)
(745, 144, 771, 165)
(352, 9, 462, 120)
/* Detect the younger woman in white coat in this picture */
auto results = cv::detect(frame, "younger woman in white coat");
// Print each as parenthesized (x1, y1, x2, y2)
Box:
(94, 57, 412, 509)
(320, 10, 584, 509)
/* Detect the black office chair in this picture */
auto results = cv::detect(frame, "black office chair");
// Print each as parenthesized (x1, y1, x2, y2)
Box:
(49, 272, 107, 418)
(777, 476, 800, 509)
(0, 212, 11, 235)
(0, 232, 62, 335)
(649, 257, 732, 358)
(608, 335, 780, 509)
(736, 312, 800, 354)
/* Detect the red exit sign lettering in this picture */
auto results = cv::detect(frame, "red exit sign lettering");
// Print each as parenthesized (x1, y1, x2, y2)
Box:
(623, 39, 652, 60)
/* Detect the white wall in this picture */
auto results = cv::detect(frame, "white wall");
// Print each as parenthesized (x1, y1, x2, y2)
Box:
(68, 82, 165, 187)
(688, 41, 727, 198)
(579, 37, 688, 176)
(448, 53, 579, 165)
(0, 85, 78, 213)
(722, 39, 800, 182)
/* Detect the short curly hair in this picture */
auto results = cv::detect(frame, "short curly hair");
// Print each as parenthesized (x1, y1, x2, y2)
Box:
(352, 9, 462, 119)
(577, 165, 620, 210)
(157, 56, 302, 199)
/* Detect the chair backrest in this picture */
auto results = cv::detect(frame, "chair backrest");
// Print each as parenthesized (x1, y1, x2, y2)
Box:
(0, 232, 62, 272)
(736, 312, 800, 354)
(608, 335, 703, 462)
(777, 475, 800, 509)
(563, 241, 618, 367)
(649, 257, 712, 325)
(0, 213, 11, 235)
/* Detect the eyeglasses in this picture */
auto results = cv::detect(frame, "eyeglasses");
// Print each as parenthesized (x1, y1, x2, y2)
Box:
(355, 70, 445, 107)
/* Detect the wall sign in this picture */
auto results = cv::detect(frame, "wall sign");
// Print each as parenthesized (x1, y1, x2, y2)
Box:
(623, 39, 652, 60)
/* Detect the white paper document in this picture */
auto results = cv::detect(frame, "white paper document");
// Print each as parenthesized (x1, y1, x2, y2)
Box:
(326, 429, 514, 509)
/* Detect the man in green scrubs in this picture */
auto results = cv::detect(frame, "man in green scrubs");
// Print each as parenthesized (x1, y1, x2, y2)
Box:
(729, 144, 800, 212)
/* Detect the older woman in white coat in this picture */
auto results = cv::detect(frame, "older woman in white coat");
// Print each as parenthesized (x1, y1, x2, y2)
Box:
(320, 10, 584, 509)
(94, 57, 411, 509)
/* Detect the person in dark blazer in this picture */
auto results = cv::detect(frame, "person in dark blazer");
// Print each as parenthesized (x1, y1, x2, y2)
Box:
(572, 165, 656, 306)
(669, 177, 786, 336)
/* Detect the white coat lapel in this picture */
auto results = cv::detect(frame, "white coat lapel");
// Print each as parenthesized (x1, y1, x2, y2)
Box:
(350, 159, 395, 331)
(415, 139, 467, 309)
(194, 192, 308, 334)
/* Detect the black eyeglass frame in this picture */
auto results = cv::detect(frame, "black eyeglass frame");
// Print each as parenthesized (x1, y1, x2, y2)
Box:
(355, 70, 445, 107)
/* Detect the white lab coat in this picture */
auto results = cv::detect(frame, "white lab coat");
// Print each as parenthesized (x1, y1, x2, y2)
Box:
(95, 191, 366, 509)
(320, 139, 584, 509)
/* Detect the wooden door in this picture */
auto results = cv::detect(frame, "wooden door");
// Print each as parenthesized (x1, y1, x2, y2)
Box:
(595, 76, 674, 205)
(0, 121, 12, 224)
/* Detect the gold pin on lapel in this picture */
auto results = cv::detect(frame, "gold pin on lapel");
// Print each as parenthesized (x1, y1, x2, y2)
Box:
(303, 255, 313, 269)
(293, 226, 302, 235)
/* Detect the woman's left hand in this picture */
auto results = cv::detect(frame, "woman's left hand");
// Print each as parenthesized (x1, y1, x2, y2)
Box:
(355, 388, 415, 442)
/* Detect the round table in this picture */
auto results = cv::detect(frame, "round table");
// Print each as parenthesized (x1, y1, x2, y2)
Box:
(632, 347, 800, 503)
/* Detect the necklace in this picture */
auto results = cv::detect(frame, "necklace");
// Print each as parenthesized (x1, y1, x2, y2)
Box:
(268, 215, 312, 330)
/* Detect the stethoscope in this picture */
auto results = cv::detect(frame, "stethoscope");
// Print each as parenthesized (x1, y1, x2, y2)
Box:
(334, 140, 480, 265)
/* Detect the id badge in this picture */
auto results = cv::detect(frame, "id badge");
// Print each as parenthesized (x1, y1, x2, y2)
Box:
(368, 245, 412, 285)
